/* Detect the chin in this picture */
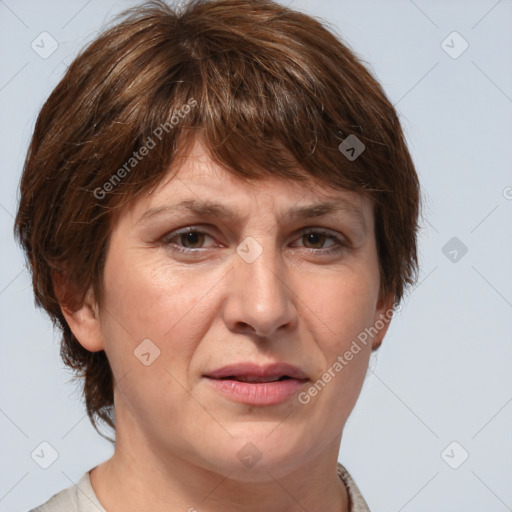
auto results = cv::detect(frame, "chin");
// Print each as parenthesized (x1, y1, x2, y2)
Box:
(196, 429, 312, 482)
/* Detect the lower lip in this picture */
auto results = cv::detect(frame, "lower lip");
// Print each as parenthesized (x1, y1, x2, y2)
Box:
(205, 378, 307, 406)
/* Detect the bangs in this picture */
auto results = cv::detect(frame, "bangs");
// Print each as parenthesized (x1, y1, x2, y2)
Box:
(85, 1, 392, 212)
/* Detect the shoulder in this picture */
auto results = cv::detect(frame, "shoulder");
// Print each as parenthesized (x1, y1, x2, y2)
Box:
(28, 471, 106, 512)
(336, 462, 371, 512)
(29, 485, 78, 512)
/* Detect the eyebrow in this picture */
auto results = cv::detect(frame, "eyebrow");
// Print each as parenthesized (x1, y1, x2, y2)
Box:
(137, 198, 367, 232)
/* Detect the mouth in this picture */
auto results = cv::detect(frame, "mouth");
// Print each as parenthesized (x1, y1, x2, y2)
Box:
(203, 362, 309, 406)
(216, 375, 296, 383)
(205, 362, 308, 380)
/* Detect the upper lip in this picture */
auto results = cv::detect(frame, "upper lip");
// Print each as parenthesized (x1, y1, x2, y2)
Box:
(204, 362, 309, 381)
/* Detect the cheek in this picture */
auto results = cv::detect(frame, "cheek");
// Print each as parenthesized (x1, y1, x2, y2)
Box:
(292, 258, 379, 418)
(97, 251, 220, 427)
(295, 260, 380, 350)
(98, 246, 224, 374)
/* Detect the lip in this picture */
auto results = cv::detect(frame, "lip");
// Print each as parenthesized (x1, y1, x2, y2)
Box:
(203, 362, 309, 406)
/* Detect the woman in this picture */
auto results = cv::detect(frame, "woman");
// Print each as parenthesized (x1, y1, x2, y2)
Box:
(15, 0, 420, 510)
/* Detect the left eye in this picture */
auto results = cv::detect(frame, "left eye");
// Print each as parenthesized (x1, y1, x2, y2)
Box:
(177, 231, 208, 249)
(290, 230, 345, 252)
(296, 231, 339, 249)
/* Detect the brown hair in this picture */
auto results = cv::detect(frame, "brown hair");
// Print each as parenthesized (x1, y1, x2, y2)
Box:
(14, 0, 421, 436)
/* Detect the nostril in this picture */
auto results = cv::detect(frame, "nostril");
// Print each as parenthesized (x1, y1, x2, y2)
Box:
(234, 321, 260, 336)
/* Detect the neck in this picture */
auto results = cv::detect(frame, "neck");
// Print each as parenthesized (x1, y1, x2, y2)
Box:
(90, 422, 349, 512)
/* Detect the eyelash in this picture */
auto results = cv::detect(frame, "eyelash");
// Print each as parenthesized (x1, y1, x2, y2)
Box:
(161, 226, 347, 257)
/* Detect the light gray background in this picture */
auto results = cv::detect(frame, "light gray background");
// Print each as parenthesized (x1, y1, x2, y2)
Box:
(1, 1, 511, 511)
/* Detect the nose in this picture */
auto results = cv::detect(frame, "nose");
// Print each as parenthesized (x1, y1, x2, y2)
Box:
(222, 240, 298, 338)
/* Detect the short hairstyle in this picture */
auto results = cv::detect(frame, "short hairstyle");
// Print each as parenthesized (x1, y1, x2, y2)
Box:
(14, 0, 421, 435)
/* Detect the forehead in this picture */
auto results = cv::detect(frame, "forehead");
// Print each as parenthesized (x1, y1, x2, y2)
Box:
(122, 138, 374, 230)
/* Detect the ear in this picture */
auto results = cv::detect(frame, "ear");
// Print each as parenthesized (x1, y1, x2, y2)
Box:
(52, 271, 105, 352)
(370, 293, 396, 351)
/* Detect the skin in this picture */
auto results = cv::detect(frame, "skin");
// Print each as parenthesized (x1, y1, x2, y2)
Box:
(61, 138, 394, 512)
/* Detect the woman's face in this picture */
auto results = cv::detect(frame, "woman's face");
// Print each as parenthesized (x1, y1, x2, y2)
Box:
(88, 138, 393, 480)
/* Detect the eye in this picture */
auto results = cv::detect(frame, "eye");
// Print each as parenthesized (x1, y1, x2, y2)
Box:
(162, 227, 217, 252)
(301, 232, 335, 249)
(177, 231, 206, 249)
(291, 229, 346, 254)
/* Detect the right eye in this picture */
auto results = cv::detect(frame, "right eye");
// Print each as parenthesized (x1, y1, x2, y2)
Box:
(161, 227, 218, 253)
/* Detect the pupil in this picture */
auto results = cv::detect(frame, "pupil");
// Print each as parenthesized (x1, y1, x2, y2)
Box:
(306, 233, 324, 247)
(187, 232, 199, 244)
(182, 232, 202, 247)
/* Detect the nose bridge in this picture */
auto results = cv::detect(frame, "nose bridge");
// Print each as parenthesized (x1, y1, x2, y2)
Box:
(243, 239, 284, 301)
(224, 235, 296, 337)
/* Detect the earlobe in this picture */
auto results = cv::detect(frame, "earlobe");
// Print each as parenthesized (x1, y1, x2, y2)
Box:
(371, 293, 396, 351)
(52, 272, 105, 352)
